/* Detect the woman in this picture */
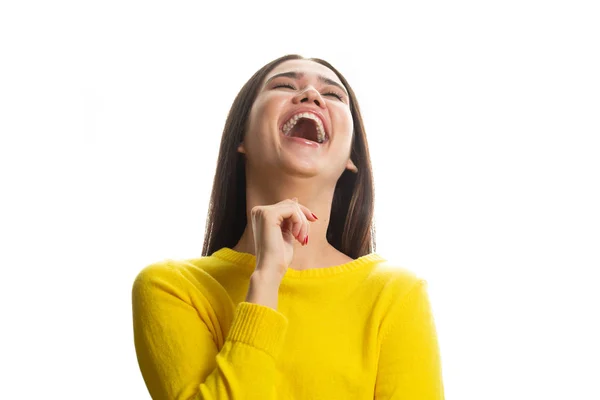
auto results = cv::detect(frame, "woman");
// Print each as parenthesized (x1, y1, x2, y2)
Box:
(132, 55, 445, 399)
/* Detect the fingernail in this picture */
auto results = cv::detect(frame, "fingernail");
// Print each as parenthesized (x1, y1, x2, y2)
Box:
(311, 212, 318, 220)
(305, 235, 309, 245)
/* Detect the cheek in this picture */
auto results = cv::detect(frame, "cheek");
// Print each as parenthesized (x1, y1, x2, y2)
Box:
(333, 110, 354, 137)
(245, 101, 280, 150)
(246, 104, 267, 138)
(248, 98, 281, 132)
(247, 101, 263, 130)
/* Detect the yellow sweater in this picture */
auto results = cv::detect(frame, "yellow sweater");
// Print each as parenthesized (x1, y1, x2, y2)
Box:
(132, 247, 444, 399)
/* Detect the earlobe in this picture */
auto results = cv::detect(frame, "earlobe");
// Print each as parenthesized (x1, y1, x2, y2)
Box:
(346, 158, 358, 173)
(237, 142, 246, 154)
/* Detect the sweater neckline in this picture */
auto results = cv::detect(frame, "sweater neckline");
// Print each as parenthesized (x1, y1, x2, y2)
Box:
(211, 247, 386, 279)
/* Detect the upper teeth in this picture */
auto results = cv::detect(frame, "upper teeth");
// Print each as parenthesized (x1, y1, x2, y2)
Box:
(282, 112, 327, 143)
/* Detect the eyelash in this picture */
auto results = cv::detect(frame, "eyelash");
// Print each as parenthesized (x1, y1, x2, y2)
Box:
(273, 83, 344, 101)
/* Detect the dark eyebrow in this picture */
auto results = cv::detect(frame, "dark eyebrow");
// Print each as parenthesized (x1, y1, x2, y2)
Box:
(264, 71, 349, 97)
(264, 71, 300, 85)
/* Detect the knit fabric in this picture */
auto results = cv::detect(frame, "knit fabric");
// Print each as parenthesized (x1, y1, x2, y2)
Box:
(132, 247, 444, 399)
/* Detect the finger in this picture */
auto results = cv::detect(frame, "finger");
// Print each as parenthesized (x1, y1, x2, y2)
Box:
(296, 203, 318, 222)
(292, 204, 306, 243)
(286, 198, 302, 240)
(288, 198, 317, 222)
(281, 218, 294, 241)
(279, 201, 305, 241)
(287, 199, 314, 244)
(295, 204, 309, 245)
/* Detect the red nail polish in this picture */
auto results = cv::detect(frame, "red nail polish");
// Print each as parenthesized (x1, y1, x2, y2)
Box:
(311, 213, 318, 220)
(305, 235, 309, 245)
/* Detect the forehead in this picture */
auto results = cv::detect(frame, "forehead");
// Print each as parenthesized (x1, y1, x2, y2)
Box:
(265, 59, 343, 86)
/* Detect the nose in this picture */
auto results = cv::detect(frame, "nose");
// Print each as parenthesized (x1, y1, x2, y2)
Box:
(292, 86, 325, 108)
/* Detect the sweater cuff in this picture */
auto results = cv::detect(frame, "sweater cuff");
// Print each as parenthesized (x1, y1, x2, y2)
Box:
(226, 302, 288, 358)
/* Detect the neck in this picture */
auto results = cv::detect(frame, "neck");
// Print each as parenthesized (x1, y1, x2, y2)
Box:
(233, 170, 337, 270)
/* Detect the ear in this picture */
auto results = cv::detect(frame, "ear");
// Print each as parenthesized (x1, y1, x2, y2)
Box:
(237, 141, 246, 154)
(346, 158, 358, 173)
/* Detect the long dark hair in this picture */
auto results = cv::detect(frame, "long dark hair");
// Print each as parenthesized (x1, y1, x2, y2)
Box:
(201, 55, 376, 259)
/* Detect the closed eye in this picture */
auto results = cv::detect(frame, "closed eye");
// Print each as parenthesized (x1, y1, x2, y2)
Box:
(273, 83, 296, 90)
(323, 91, 344, 101)
(273, 83, 345, 102)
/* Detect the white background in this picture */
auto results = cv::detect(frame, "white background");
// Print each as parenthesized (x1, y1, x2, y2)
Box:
(1, 1, 599, 399)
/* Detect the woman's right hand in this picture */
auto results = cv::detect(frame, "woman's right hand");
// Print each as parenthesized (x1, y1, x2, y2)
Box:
(250, 197, 318, 281)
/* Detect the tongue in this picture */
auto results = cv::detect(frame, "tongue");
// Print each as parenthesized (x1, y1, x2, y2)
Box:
(290, 119, 318, 142)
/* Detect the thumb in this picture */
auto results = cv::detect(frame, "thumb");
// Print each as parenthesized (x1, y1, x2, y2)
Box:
(282, 219, 295, 241)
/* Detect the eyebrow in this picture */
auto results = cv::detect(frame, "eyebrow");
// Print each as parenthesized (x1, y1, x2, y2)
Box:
(264, 71, 349, 97)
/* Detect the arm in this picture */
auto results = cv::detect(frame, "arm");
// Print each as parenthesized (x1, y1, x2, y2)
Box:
(132, 262, 287, 400)
(374, 280, 445, 399)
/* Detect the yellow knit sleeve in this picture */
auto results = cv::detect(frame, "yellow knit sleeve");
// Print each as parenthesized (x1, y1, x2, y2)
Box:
(131, 262, 288, 400)
(374, 280, 445, 399)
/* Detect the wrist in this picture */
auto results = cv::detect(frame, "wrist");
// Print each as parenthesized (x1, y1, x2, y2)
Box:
(254, 258, 287, 282)
(246, 271, 281, 310)
(250, 269, 282, 288)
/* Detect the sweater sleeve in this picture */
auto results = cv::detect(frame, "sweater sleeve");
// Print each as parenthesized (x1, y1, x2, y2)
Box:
(375, 280, 445, 399)
(131, 262, 288, 400)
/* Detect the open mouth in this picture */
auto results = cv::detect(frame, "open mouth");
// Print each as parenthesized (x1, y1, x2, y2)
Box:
(281, 113, 329, 144)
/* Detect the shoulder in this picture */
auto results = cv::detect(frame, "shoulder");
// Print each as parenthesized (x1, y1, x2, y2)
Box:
(132, 259, 178, 288)
(132, 254, 233, 285)
(131, 257, 219, 298)
(131, 255, 244, 309)
(132, 258, 191, 284)
(366, 259, 431, 330)
(130, 258, 238, 343)
(369, 259, 426, 299)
